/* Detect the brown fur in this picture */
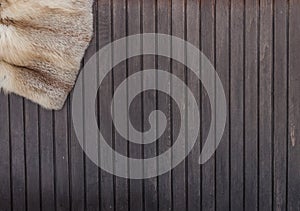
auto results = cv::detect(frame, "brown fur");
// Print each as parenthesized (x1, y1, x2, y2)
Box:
(0, 0, 93, 109)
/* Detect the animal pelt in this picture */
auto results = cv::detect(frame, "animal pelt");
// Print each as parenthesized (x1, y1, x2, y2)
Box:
(0, 0, 93, 110)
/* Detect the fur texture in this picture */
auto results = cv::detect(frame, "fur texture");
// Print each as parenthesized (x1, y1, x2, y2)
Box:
(0, 0, 93, 109)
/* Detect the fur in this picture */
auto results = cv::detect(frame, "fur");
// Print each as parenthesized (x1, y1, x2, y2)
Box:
(0, 0, 93, 109)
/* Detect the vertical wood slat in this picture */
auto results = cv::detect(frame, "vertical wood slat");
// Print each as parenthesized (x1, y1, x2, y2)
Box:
(288, 0, 300, 210)
(10, 96, 26, 210)
(273, 0, 288, 210)
(24, 101, 40, 211)
(83, 1, 100, 210)
(201, 0, 216, 210)
(0, 95, 11, 211)
(230, 0, 245, 210)
(258, 0, 273, 210)
(69, 40, 85, 211)
(171, 1, 187, 211)
(70, 97, 85, 210)
(113, 0, 129, 210)
(186, 0, 201, 210)
(54, 105, 70, 211)
(157, 0, 172, 210)
(142, 0, 158, 211)
(127, 0, 144, 210)
(244, 0, 259, 210)
(98, 0, 115, 210)
(40, 108, 55, 211)
(215, 0, 230, 210)
(69, 37, 85, 211)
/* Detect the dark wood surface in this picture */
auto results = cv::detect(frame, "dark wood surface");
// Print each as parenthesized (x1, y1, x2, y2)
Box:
(0, 0, 299, 210)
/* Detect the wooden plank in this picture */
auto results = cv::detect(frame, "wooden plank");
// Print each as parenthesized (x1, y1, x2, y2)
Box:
(288, 0, 300, 210)
(127, 0, 144, 210)
(157, 0, 172, 210)
(230, 0, 245, 210)
(244, 0, 259, 210)
(0, 95, 11, 211)
(69, 98, 85, 210)
(258, 0, 273, 210)
(98, 0, 115, 210)
(171, 1, 187, 211)
(69, 36, 85, 210)
(215, 0, 230, 210)
(54, 105, 70, 210)
(39, 108, 55, 211)
(186, 0, 201, 210)
(273, 0, 288, 210)
(83, 1, 100, 210)
(142, 0, 158, 210)
(24, 100, 41, 211)
(10, 96, 26, 210)
(201, 0, 216, 209)
(113, 0, 129, 210)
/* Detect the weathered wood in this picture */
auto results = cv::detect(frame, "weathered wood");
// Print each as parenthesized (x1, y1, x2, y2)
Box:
(98, 0, 115, 210)
(113, 0, 129, 210)
(24, 100, 40, 211)
(0, 95, 11, 211)
(230, 0, 245, 210)
(201, 0, 216, 210)
(83, 1, 100, 209)
(39, 108, 55, 211)
(142, 0, 158, 210)
(10, 95, 26, 210)
(215, 0, 230, 210)
(127, 0, 144, 210)
(171, 1, 187, 210)
(259, 0, 274, 210)
(54, 105, 71, 211)
(70, 96, 86, 210)
(186, 0, 201, 210)
(157, 0, 172, 210)
(273, 0, 288, 209)
(0, 0, 299, 210)
(288, 0, 300, 210)
(244, 0, 259, 210)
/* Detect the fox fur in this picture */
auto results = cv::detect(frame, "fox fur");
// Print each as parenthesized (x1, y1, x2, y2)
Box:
(0, 0, 93, 110)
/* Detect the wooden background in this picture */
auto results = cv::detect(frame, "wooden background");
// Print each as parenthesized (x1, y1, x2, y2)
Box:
(0, 0, 300, 210)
